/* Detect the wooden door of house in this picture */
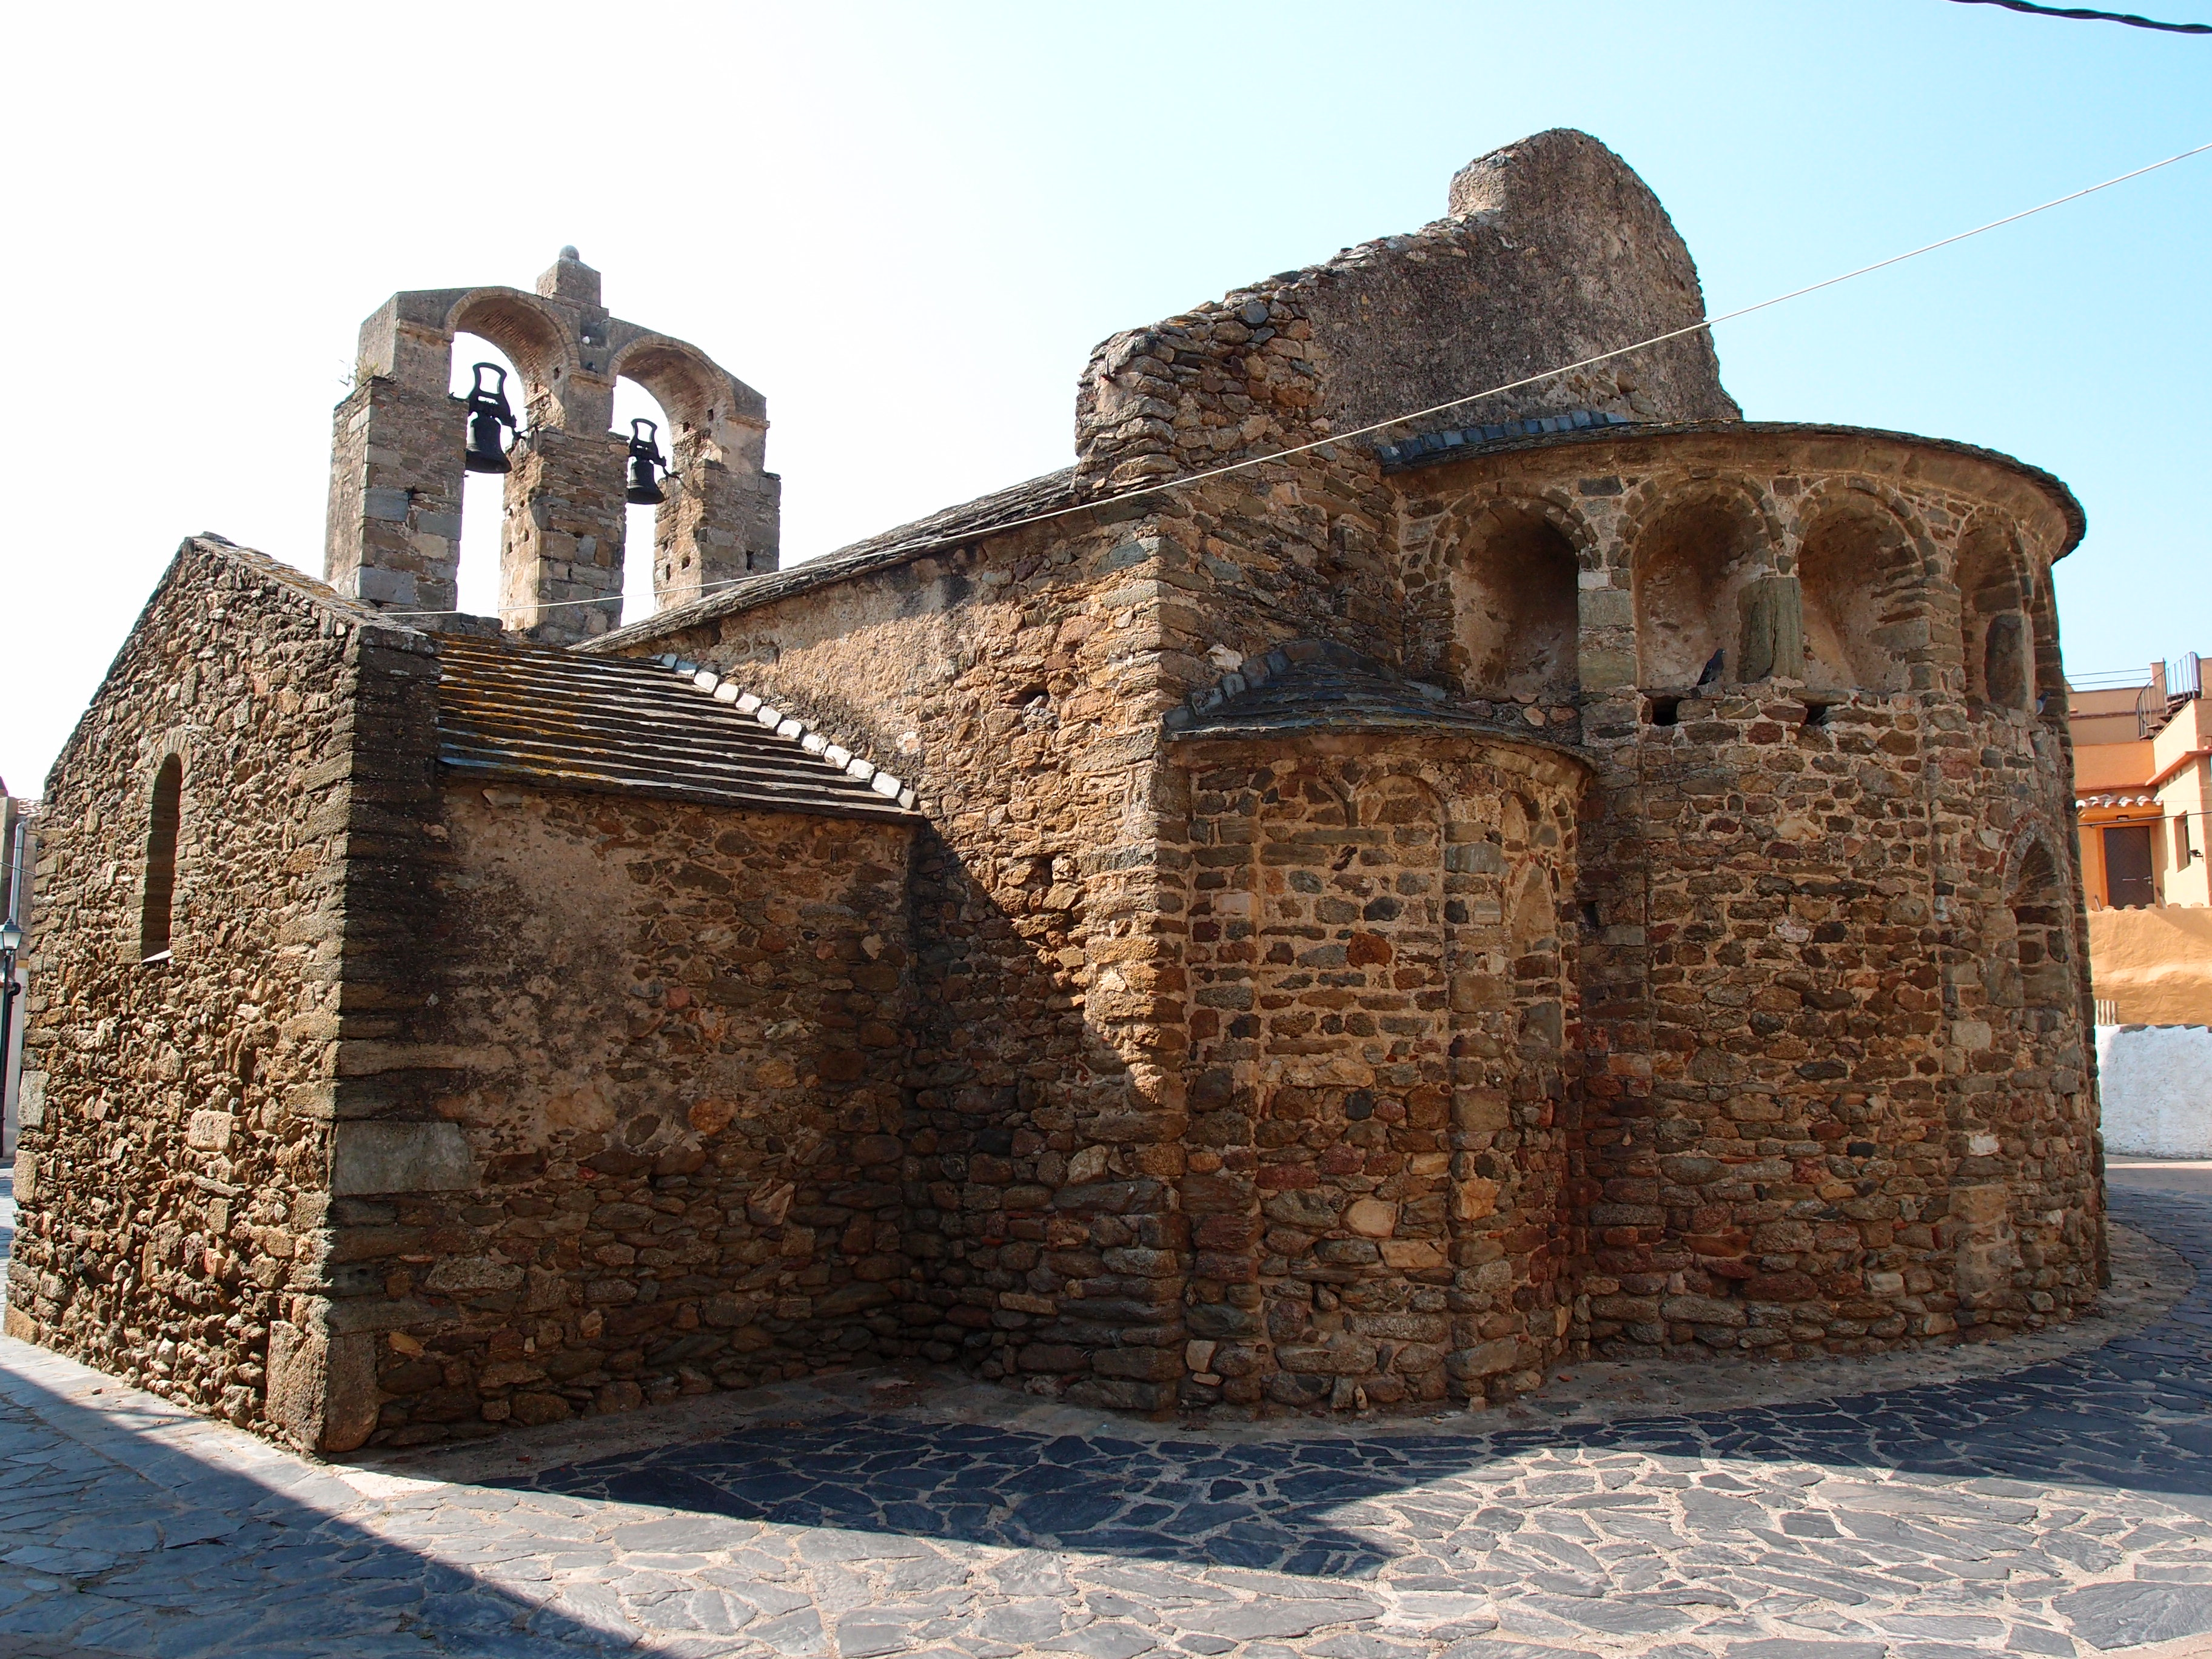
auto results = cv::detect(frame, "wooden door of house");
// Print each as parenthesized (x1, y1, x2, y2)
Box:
(2103, 823, 2156, 908)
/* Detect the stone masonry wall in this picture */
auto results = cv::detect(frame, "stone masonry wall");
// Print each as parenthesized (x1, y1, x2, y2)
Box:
(312, 783, 915, 1449)
(605, 432, 2094, 1412)
(610, 503, 1212, 1411)
(1071, 127, 1732, 503)
(498, 429, 631, 645)
(8, 540, 384, 1430)
(325, 378, 466, 617)
(1381, 426, 2099, 1364)
(1169, 740, 1585, 1413)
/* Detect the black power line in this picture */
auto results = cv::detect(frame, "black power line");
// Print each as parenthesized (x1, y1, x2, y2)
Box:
(1948, 0, 2211, 33)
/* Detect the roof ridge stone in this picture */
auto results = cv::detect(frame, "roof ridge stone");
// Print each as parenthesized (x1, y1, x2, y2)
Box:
(655, 655, 919, 811)
(1165, 638, 1446, 731)
(1164, 637, 1589, 762)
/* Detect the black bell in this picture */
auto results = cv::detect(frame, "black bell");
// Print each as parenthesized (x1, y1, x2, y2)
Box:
(626, 417, 668, 506)
(463, 363, 518, 474)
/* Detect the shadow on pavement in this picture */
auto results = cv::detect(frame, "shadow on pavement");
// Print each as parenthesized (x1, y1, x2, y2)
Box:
(509, 1187, 2212, 1577)
(0, 1353, 630, 1656)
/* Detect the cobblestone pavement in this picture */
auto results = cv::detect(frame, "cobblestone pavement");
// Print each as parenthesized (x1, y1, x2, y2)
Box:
(0, 1181, 2207, 1659)
(2110, 1162, 2212, 1199)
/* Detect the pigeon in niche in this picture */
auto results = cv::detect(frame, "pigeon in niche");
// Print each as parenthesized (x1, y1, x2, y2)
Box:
(1697, 647, 1726, 687)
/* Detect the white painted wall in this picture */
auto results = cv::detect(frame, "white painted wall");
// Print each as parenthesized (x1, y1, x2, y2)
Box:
(2099, 1024, 2212, 1158)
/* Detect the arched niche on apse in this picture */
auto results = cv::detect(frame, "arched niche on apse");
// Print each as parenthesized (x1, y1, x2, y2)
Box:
(1797, 495, 1921, 694)
(1954, 518, 2032, 711)
(1632, 488, 1766, 687)
(1988, 838, 2077, 1020)
(1445, 501, 1581, 697)
(2027, 568, 2065, 719)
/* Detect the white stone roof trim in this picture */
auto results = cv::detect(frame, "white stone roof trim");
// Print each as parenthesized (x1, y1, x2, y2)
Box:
(654, 654, 920, 811)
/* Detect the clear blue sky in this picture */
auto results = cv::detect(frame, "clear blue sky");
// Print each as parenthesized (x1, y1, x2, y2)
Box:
(2, 0, 2205, 793)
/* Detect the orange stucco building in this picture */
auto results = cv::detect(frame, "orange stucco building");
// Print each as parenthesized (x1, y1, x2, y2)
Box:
(2069, 653, 2212, 1022)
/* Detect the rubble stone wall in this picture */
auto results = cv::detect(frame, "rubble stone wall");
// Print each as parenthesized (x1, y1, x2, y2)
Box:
(625, 507, 1200, 1410)
(1170, 739, 1585, 1412)
(605, 412, 2097, 1413)
(7, 541, 372, 1429)
(1072, 127, 1733, 503)
(1387, 426, 2099, 1362)
(328, 783, 917, 1449)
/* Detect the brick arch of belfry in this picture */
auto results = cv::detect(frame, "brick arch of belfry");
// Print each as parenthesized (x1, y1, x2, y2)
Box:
(323, 249, 781, 645)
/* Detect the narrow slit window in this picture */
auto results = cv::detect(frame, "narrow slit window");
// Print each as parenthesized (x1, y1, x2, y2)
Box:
(141, 756, 182, 961)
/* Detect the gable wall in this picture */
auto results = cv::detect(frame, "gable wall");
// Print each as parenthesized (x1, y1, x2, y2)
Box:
(7, 544, 368, 1432)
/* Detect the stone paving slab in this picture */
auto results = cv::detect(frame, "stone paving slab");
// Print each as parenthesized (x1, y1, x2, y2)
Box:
(2110, 1164, 2212, 1199)
(0, 1189, 2204, 1658)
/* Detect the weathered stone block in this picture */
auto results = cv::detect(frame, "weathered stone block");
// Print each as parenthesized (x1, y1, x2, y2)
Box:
(267, 1320, 378, 1455)
(1737, 575, 1804, 683)
(329, 1121, 477, 1196)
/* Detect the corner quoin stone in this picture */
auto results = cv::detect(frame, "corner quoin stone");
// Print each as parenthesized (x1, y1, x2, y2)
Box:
(329, 1121, 478, 1196)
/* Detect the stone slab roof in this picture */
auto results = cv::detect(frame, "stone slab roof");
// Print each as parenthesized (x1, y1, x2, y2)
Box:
(1376, 418, 2087, 554)
(434, 634, 917, 822)
(585, 468, 1082, 652)
(1166, 640, 1590, 765)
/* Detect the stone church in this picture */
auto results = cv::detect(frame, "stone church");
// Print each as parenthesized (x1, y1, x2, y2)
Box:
(10, 130, 2105, 1455)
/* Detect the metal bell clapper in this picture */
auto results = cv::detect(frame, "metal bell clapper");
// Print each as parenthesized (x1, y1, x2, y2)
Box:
(463, 363, 519, 474)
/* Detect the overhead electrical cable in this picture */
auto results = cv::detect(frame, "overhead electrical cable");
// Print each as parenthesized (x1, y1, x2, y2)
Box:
(385, 137, 2212, 623)
(1946, 0, 2212, 34)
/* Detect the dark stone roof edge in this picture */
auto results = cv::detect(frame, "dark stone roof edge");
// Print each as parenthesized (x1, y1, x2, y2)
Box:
(1375, 409, 1637, 466)
(644, 654, 923, 814)
(1164, 639, 1594, 770)
(1167, 718, 1595, 771)
(1164, 638, 1432, 729)
(1376, 418, 2087, 557)
(437, 756, 917, 822)
(186, 534, 425, 637)
(581, 468, 1095, 654)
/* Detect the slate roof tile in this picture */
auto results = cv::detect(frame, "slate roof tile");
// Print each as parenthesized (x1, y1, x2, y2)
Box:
(434, 633, 914, 822)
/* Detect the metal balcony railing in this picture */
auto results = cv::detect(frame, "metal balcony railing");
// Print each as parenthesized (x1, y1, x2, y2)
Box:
(2138, 651, 2203, 739)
